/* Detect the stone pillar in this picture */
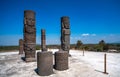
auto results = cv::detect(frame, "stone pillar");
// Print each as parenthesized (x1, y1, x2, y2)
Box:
(37, 52, 53, 76)
(41, 29, 47, 51)
(61, 16, 70, 52)
(19, 39, 24, 54)
(54, 51, 69, 70)
(23, 10, 36, 62)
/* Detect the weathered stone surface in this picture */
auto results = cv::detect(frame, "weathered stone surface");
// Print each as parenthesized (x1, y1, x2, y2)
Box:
(41, 29, 47, 51)
(24, 33, 36, 43)
(37, 52, 53, 76)
(23, 10, 36, 62)
(61, 16, 70, 52)
(61, 16, 70, 29)
(62, 29, 70, 35)
(19, 39, 24, 54)
(54, 51, 69, 70)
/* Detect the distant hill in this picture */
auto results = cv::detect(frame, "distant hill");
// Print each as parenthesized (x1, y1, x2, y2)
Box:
(114, 41, 120, 44)
(109, 41, 120, 44)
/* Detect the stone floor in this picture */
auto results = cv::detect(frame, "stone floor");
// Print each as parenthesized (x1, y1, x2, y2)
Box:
(0, 50, 111, 77)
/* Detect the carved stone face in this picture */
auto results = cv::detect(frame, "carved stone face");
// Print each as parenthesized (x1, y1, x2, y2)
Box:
(25, 18, 35, 26)
(24, 10, 35, 19)
(63, 22, 69, 29)
(24, 10, 35, 26)
(61, 16, 70, 29)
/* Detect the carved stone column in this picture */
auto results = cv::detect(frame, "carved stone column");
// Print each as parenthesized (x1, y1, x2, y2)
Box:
(41, 29, 47, 51)
(19, 39, 24, 54)
(61, 16, 70, 52)
(23, 10, 36, 62)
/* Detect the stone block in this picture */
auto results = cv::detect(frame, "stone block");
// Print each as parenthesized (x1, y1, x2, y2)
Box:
(37, 52, 53, 76)
(54, 51, 68, 70)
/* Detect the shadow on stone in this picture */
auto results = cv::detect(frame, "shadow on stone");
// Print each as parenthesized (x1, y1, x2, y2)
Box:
(69, 54, 72, 57)
(34, 68, 39, 75)
(21, 57, 25, 61)
(53, 65, 55, 69)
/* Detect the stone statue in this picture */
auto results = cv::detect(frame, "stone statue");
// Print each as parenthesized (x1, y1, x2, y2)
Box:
(61, 16, 70, 52)
(23, 10, 36, 62)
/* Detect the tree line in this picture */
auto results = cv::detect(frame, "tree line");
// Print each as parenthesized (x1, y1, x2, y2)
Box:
(74, 40, 120, 52)
(0, 40, 120, 52)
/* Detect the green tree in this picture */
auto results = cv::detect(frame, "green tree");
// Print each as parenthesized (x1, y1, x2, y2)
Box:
(75, 40, 83, 49)
(98, 40, 108, 51)
(84, 46, 89, 50)
(99, 40, 105, 46)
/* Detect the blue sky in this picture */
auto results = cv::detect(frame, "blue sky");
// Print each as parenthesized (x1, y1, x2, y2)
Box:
(0, 0, 120, 46)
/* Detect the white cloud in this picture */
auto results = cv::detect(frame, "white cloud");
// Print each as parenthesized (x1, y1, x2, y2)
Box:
(91, 34, 96, 36)
(81, 33, 90, 36)
(81, 33, 96, 37)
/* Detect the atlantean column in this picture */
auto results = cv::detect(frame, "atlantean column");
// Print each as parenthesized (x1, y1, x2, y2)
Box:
(61, 16, 70, 52)
(24, 10, 36, 62)
(19, 39, 24, 54)
(41, 29, 47, 51)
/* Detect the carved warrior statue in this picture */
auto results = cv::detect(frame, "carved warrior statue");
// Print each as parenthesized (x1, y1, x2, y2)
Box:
(41, 29, 47, 51)
(24, 10, 36, 62)
(61, 16, 70, 52)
